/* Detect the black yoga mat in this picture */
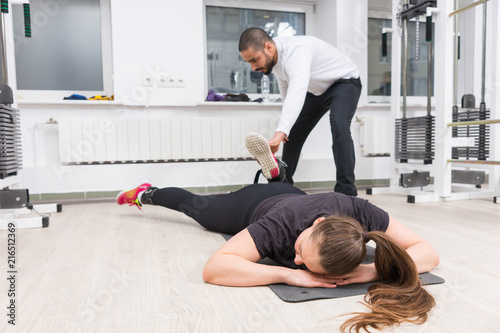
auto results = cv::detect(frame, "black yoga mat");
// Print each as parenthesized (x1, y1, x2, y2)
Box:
(220, 233, 444, 302)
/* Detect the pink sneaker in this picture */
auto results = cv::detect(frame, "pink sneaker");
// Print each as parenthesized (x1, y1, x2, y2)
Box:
(116, 182, 151, 210)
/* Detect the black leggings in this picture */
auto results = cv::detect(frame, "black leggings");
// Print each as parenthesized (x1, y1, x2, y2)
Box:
(151, 182, 306, 235)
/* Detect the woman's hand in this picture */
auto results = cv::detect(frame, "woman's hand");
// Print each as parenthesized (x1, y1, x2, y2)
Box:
(329, 263, 378, 286)
(283, 269, 338, 288)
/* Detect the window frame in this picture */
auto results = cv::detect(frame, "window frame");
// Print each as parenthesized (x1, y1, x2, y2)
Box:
(367, 12, 392, 104)
(203, 0, 315, 101)
(13, 0, 113, 102)
(367, 10, 435, 107)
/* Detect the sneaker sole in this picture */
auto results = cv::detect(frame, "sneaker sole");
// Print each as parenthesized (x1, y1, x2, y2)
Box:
(245, 132, 279, 179)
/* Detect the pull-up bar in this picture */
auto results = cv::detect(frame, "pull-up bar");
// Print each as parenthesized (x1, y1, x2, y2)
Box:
(448, 159, 500, 165)
(449, 0, 488, 17)
(447, 119, 500, 127)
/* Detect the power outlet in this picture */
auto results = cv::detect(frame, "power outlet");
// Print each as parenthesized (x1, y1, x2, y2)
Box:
(175, 77, 186, 87)
(143, 75, 153, 87)
(165, 77, 177, 87)
(157, 75, 169, 87)
(157, 75, 185, 88)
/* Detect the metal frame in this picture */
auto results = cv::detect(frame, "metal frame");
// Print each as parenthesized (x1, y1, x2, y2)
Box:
(0, 204, 62, 229)
(449, 0, 488, 18)
(0, 1, 61, 228)
(368, 0, 500, 203)
(447, 119, 500, 127)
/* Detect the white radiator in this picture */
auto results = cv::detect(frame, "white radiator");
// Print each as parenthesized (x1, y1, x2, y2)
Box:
(359, 116, 391, 157)
(58, 117, 278, 164)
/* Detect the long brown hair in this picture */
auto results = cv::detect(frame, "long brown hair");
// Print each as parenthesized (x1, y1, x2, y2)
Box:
(310, 215, 435, 332)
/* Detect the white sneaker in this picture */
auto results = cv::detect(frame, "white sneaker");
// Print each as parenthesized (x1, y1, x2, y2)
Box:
(245, 132, 280, 179)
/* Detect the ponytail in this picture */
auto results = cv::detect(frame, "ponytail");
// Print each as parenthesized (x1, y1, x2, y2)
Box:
(340, 231, 435, 332)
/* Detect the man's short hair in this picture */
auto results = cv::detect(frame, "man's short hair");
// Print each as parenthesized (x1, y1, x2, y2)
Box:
(239, 27, 273, 52)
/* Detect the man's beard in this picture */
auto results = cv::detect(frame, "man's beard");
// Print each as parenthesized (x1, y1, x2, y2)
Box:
(260, 53, 274, 75)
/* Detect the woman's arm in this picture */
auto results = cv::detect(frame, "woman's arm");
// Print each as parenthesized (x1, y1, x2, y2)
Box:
(203, 229, 337, 288)
(333, 215, 440, 285)
(384, 215, 440, 273)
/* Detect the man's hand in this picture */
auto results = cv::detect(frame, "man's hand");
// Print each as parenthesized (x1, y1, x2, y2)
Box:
(268, 131, 288, 154)
(329, 263, 378, 286)
(283, 269, 338, 288)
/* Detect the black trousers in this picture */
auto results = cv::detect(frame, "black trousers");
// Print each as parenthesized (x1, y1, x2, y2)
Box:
(151, 182, 306, 235)
(282, 78, 362, 196)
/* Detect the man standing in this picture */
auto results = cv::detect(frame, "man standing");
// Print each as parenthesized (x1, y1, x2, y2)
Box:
(239, 27, 362, 196)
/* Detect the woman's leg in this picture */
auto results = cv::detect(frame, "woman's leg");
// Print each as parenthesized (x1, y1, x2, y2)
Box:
(149, 182, 305, 235)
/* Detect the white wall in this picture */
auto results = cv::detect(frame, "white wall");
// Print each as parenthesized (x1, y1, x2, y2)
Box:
(110, 0, 205, 106)
(9, 0, 394, 195)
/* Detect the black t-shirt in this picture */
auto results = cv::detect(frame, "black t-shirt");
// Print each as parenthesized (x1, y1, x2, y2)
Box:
(246, 192, 389, 269)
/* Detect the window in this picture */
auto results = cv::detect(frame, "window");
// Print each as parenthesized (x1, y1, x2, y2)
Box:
(368, 18, 392, 96)
(367, 17, 435, 99)
(10, 0, 112, 99)
(205, 2, 309, 97)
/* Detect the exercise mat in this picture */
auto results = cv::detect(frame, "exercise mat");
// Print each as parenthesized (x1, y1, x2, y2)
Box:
(220, 233, 445, 302)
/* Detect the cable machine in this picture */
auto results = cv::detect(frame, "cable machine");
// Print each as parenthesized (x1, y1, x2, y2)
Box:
(0, 0, 61, 229)
(367, 0, 500, 203)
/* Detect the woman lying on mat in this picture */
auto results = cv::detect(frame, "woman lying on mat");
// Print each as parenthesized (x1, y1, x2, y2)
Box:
(117, 132, 440, 333)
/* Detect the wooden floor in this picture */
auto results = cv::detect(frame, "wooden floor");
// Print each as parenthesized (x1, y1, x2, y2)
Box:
(1, 190, 500, 333)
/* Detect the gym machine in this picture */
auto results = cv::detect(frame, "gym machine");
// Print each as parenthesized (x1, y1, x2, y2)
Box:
(446, 0, 500, 203)
(367, 0, 438, 199)
(367, 0, 500, 203)
(0, 0, 61, 229)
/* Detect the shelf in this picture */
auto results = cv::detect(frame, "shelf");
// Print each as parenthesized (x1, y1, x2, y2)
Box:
(197, 101, 283, 107)
(16, 100, 122, 106)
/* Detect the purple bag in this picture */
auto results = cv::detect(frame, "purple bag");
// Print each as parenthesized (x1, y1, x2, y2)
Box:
(206, 90, 225, 101)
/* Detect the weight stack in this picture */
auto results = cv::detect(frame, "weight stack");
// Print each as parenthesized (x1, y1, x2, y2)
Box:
(452, 108, 490, 160)
(395, 115, 435, 164)
(0, 105, 22, 179)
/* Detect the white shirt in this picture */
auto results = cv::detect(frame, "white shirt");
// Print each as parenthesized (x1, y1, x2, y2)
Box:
(272, 36, 359, 136)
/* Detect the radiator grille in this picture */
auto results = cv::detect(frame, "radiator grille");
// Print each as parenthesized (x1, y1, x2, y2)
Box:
(0, 106, 22, 178)
(58, 117, 278, 164)
(360, 117, 391, 156)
